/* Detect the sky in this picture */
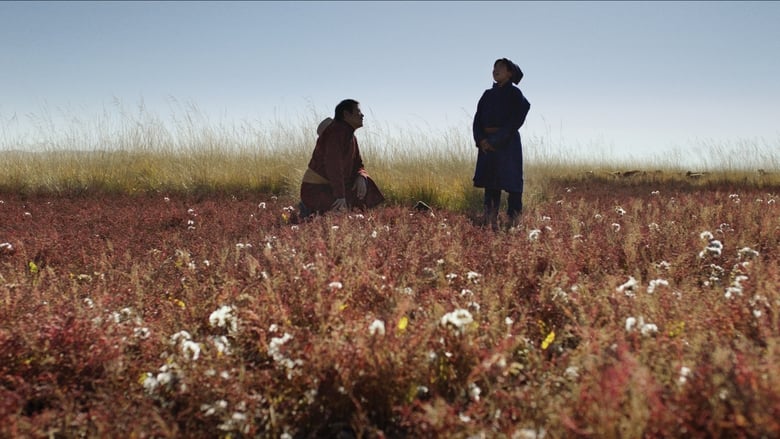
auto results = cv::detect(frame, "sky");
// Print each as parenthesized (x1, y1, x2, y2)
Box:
(2, 1, 779, 167)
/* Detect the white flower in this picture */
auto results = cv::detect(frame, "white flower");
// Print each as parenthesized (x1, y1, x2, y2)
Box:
(514, 428, 547, 439)
(269, 333, 293, 358)
(564, 366, 580, 380)
(611, 223, 621, 232)
(738, 247, 759, 259)
(268, 333, 303, 376)
(328, 281, 343, 290)
(441, 309, 474, 334)
(626, 316, 657, 336)
(141, 373, 158, 393)
(209, 305, 238, 333)
(725, 275, 749, 299)
(647, 279, 669, 294)
(700, 231, 714, 241)
(134, 327, 151, 339)
(369, 319, 386, 336)
(466, 271, 481, 282)
(182, 340, 201, 361)
(678, 366, 692, 385)
(699, 240, 723, 258)
(0, 242, 13, 251)
(468, 382, 481, 402)
(616, 276, 639, 296)
(640, 323, 658, 336)
(528, 229, 541, 241)
(170, 331, 191, 343)
(625, 317, 637, 332)
(211, 335, 231, 355)
(156, 367, 175, 386)
(615, 206, 626, 216)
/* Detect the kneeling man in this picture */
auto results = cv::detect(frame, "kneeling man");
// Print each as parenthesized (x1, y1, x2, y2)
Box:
(299, 99, 385, 217)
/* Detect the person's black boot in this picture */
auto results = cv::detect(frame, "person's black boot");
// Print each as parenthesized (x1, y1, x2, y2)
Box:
(484, 206, 499, 231)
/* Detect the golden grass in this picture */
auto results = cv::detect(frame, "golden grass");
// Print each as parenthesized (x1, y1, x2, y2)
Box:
(2, 105, 779, 210)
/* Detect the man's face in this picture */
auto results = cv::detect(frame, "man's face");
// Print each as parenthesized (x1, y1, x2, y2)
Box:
(344, 105, 364, 129)
(493, 63, 513, 85)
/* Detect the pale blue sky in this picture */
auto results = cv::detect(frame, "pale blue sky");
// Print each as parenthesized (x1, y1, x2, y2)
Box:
(2, 1, 779, 166)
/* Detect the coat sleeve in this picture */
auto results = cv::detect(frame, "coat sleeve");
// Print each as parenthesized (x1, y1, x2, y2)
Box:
(472, 91, 488, 147)
(487, 88, 530, 149)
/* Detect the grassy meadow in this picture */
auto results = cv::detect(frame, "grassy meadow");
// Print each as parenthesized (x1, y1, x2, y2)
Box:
(1, 110, 780, 437)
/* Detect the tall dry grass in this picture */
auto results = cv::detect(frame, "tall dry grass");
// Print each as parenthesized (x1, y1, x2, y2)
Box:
(2, 102, 778, 209)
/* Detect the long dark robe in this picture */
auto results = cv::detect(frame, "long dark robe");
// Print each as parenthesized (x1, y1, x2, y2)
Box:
(472, 82, 531, 192)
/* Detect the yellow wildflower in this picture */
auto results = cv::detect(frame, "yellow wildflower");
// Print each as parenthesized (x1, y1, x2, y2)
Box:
(541, 330, 555, 350)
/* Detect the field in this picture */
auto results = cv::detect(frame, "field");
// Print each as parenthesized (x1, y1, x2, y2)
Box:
(2, 176, 779, 438)
(2, 112, 780, 437)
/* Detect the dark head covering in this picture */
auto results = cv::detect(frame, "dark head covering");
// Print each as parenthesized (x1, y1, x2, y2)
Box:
(509, 61, 523, 84)
(496, 57, 524, 85)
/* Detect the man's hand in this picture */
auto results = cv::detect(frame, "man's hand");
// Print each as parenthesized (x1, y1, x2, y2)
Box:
(331, 198, 348, 211)
(479, 139, 496, 152)
(353, 176, 367, 200)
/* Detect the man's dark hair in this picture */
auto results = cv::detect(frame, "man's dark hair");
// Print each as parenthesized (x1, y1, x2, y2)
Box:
(334, 99, 359, 121)
(495, 58, 523, 84)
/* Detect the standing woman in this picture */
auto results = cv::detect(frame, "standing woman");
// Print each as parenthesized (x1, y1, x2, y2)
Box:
(472, 58, 531, 229)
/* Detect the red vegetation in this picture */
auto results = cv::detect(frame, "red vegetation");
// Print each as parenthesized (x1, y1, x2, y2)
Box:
(1, 182, 779, 437)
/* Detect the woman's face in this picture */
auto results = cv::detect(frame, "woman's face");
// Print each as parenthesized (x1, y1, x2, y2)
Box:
(492, 62, 513, 85)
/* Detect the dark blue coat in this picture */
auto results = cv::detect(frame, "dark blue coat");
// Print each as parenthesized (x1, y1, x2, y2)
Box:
(472, 82, 530, 192)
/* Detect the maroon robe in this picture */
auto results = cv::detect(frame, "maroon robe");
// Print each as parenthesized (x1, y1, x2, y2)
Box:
(300, 119, 384, 214)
